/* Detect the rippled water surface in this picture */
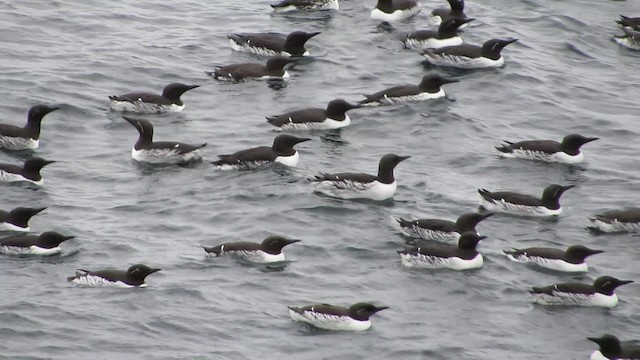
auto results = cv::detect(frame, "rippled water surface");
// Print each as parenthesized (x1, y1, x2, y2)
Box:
(1, 0, 639, 359)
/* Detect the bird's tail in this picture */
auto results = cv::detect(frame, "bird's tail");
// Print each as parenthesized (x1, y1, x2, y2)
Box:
(495, 141, 514, 153)
(477, 189, 495, 202)
(358, 95, 375, 105)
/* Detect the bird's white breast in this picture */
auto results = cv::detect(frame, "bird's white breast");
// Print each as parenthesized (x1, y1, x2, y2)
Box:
(590, 218, 640, 233)
(405, 36, 463, 50)
(0, 245, 60, 256)
(479, 199, 561, 217)
(277, 115, 350, 131)
(274, 151, 300, 167)
(370, 5, 420, 21)
(213, 249, 285, 263)
(505, 254, 588, 272)
(260, 71, 290, 80)
(0, 135, 39, 150)
(423, 53, 504, 69)
(110, 100, 184, 114)
(314, 180, 397, 201)
(532, 292, 618, 308)
(400, 252, 483, 270)
(0, 222, 30, 232)
(0, 170, 42, 185)
(131, 147, 203, 164)
(289, 309, 371, 331)
(589, 350, 610, 360)
(70, 274, 138, 288)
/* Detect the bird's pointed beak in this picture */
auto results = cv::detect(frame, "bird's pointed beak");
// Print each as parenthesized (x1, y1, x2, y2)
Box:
(618, 280, 634, 286)
(442, 78, 460, 84)
(584, 137, 599, 144)
(589, 249, 605, 255)
(561, 185, 576, 192)
(349, 103, 363, 110)
(186, 84, 200, 91)
(504, 38, 519, 45)
(34, 207, 47, 214)
(297, 138, 312, 144)
(63, 236, 76, 241)
(308, 31, 321, 38)
(477, 236, 488, 241)
(398, 156, 411, 162)
(463, 18, 476, 24)
(587, 337, 600, 344)
(481, 212, 494, 219)
(374, 306, 389, 313)
(44, 160, 57, 165)
(286, 239, 302, 245)
(150, 268, 162, 274)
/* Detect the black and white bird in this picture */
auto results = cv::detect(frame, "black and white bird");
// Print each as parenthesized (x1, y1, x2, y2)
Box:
(122, 116, 206, 164)
(422, 38, 518, 69)
(395, 212, 493, 243)
(478, 184, 575, 217)
(614, 27, 640, 51)
(0, 104, 59, 150)
(358, 73, 457, 106)
(270, 0, 339, 12)
(0, 156, 55, 186)
(202, 235, 300, 263)
(589, 208, 640, 233)
(67, 264, 161, 288)
(588, 334, 640, 360)
(207, 56, 295, 81)
(504, 245, 603, 273)
(370, 0, 421, 21)
(430, 0, 468, 26)
(0, 231, 75, 256)
(212, 134, 310, 170)
(266, 99, 361, 131)
(529, 276, 633, 308)
(109, 83, 200, 113)
(312, 154, 410, 201)
(496, 134, 598, 164)
(0, 206, 46, 232)
(403, 17, 474, 50)
(228, 31, 321, 57)
(288, 302, 388, 331)
(617, 15, 640, 30)
(397, 231, 485, 270)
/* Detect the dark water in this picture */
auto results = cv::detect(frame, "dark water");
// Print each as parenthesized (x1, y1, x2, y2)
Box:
(1, 0, 639, 359)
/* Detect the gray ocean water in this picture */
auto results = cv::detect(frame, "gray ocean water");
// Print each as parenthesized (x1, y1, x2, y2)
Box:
(1, 0, 639, 359)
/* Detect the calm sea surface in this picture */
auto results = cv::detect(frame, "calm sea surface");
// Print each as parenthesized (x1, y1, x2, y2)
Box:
(1, 0, 639, 359)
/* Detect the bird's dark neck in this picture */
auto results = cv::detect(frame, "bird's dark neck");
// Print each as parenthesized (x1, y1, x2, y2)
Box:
(326, 107, 346, 121)
(541, 196, 561, 210)
(134, 132, 153, 149)
(559, 142, 580, 156)
(24, 119, 43, 139)
(377, 164, 396, 184)
(376, 0, 395, 13)
(457, 248, 478, 260)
